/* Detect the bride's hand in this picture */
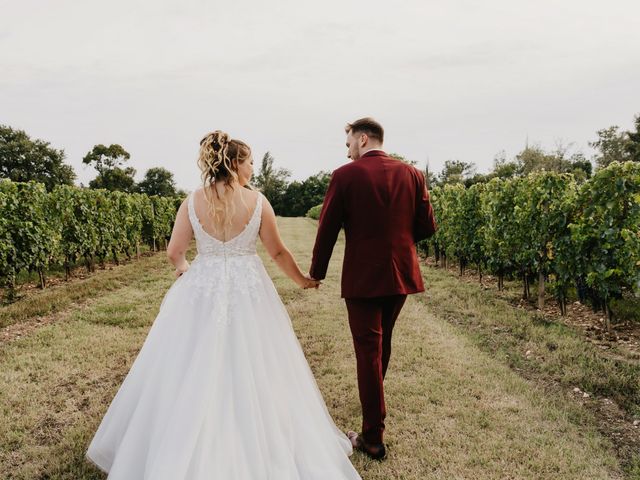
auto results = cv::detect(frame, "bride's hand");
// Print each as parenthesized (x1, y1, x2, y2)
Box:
(174, 262, 189, 278)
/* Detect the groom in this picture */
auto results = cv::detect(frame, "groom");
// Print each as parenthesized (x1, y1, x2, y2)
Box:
(308, 117, 437, 460)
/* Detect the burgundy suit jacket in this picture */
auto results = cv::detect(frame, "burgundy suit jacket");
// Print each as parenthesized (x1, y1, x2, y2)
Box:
(310, 151, 437, 299)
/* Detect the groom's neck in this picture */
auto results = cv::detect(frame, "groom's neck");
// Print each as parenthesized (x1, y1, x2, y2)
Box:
(359, 144, 384, 158)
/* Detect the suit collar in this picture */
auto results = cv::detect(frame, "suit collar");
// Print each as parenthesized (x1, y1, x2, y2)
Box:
(359, 149, 386, 159)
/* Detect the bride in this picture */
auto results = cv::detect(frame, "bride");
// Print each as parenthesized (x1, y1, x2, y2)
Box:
(85, 131, 362, 479)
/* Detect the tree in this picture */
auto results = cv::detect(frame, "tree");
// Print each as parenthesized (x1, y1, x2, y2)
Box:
(564, 152, 592, 181)
(551, 142, 592, 180)
(516, 145, 558, 174)
(279, 172, 331, 217)
(625, 115, 640, 163)
(89, 167, 137, 192)
(514, 143, 591, 180)
(589, 126, 630, 169)
(83, 144, 136, 192)
(463, 173, 492, 187)
(82, 144, 130, 172)
(492, 151, 519, 179)
(253, 152, 291, 213)
(438, 160, 476, 185)
(137, 167, 177, 197)
(0, 125, 76, 190)
(424, 163, 438, 188)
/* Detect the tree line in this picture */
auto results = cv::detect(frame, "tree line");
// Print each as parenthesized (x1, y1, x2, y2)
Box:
(252, 152, 332, 217)
(3, 114, 639, 215)
(0, 125, 182, 196)
(426, 114, 640, 188)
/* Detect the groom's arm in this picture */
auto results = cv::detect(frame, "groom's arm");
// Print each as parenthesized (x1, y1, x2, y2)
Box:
(309, 171, 345, 281)
(413, 169, 437, 243)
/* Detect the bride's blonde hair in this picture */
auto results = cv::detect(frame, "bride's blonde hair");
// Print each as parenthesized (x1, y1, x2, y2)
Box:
(197, 130, 252, 236)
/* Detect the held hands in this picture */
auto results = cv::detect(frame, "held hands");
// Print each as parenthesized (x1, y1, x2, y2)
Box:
(300, 273, 321, 290)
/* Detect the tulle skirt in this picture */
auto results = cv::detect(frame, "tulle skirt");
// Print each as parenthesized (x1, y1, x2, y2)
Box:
(86, 254, 361, 480)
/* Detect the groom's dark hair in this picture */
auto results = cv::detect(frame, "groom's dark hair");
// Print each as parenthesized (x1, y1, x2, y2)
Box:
(345, 117, 384, 143)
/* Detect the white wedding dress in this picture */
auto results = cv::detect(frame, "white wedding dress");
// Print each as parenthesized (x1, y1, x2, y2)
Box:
(86, 191, 362, 480)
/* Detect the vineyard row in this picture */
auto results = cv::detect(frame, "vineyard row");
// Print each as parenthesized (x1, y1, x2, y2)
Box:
(417, 161, 640, 322)
(0, 180, 181, 301)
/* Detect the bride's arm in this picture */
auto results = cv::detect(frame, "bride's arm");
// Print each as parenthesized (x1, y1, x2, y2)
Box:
(259, 198, 319, 289)
(166, 198, 193, 277)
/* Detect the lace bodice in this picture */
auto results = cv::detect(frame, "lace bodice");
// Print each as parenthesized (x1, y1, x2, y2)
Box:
(187, 190, 263, 257)
(178, 190, 265, 325)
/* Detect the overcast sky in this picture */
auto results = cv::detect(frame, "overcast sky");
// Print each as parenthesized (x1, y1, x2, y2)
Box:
(1, 0, 639, 190)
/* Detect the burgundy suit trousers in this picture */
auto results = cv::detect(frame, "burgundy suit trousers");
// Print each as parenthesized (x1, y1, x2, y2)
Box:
(345, 294, 407, 445)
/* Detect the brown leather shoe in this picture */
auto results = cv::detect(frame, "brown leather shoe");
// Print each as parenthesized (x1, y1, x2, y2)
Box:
(347, 431, 387, 460)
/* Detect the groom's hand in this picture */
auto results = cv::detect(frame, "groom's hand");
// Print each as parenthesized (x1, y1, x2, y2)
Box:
(304, 273, 321, 289)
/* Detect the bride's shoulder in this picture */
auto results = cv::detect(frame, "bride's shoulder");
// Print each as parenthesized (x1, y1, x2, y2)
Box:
(245, 188, 265, 204)
(188, 187, 203, 200)
(252, 189, 273, 214)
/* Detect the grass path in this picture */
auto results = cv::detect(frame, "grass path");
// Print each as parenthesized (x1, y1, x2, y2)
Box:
(0, 217, 627, 479)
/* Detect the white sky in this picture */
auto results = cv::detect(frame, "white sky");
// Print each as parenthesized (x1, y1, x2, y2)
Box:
(1, 0, 639, 190)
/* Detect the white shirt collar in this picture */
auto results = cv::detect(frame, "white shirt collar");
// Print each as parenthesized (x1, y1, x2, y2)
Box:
(361, 148, 385, 156)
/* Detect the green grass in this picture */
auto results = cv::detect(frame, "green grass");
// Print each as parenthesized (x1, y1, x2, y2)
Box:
(0, 217, 632, 479)
(418, 267, 640, 418)
(0, 251, 168, 329)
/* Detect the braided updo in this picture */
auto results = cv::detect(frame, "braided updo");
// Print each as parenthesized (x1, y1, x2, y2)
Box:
(197, 130, 252, 236)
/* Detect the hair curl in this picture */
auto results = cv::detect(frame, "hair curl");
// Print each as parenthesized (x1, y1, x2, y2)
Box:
(197, 130, 252, 237)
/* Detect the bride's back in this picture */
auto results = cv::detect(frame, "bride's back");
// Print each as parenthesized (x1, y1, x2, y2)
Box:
(191, 185, 260, 242)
